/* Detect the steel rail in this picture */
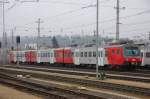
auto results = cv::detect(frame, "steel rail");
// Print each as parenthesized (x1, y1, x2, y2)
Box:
(0, 67, 150, 96)
(2, 65, 150, 83)
(0, 72, 106, 99)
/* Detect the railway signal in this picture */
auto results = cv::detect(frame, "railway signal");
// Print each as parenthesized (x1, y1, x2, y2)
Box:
(16, 36, 20, 66)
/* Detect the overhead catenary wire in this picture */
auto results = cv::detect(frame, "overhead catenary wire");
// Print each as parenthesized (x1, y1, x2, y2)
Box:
(1, 0, 150, 38)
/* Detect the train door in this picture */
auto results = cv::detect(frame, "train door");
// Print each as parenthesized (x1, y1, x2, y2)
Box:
(50, 50, 55, 64)
(37, 51, 41, 63)
(74, 49, 80, 65)
(22, 51, 26, 62)
(98, 48, 105, 66)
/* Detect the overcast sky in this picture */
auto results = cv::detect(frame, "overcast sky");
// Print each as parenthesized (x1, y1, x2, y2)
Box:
(0, 0, 150, 39)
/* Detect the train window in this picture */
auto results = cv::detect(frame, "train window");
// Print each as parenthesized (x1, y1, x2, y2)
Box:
(141, 52, 143, 57)
(75, 52, 78, 57)
(98, 52, 100, 57)
(22, 53, 24, 57)
(117, 49, 120, 55)
(54, 53, 57, 57)
(112, 50, 115, 54)
(48, 53, 50, 57)
(71, 52, 74, 57)
(46, 53, 47, 57)
(76, 52, 80, 57)
(63, 53, 66, 57)
(81, 52, 83, 57)
(84, 52, 87, 57)
(93, 52, 96, 57)
(146, 53, 150, 57)
(101, 51, 103, 57)
(105, 50, 108, 56)
(78, 52, 80, 57)
(47, 53, 49, 57)
(89, 52, 92, 57)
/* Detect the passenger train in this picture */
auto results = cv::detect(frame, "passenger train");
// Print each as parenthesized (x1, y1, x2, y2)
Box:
(8, 44, 142, 69)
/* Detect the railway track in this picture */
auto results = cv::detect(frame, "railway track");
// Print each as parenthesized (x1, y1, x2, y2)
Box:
(0, 66, 150, 97)
(0, 72, 138, 99)
(0, 72, 105, 99)
(2, 65, 150, 83)
(12, 64, 150, 77)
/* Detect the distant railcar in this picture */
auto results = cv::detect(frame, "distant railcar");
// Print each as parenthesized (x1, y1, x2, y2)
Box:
(8, 51, 15, 63)
(25, 50, 37, 64)
(54, 48, 74, 64)
(75, 47, 106, 67)
(37, 49, 55, 64)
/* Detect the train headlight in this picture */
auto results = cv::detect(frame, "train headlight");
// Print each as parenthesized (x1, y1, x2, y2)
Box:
(132, 59, 136, 61)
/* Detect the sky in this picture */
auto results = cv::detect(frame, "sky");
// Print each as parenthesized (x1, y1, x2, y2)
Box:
(0, 0, 150, 39)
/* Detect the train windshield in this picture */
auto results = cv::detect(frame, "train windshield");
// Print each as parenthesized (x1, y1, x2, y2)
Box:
(124, 47, 140, 57)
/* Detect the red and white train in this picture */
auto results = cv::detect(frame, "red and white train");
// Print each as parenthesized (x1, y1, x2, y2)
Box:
(8, 44, 142, 69)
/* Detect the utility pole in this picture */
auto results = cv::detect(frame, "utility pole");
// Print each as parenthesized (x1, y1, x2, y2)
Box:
(142, 32, 148, 66)
(96, 0, 99, 79)
(1, 0, 9, 65)
(36, 18, 43, 50)
(115, 0, 125, 41)
(116, 0, 120, 41)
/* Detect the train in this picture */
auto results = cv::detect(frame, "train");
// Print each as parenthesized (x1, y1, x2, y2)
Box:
(8, 43, 142, 70)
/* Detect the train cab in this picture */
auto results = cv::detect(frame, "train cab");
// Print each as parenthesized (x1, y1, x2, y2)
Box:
(105, 44, 141, 69)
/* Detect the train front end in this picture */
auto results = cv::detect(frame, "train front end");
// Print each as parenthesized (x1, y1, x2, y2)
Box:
(123, 45, 142, 68)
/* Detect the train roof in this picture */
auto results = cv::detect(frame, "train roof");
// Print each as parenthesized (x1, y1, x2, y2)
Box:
(104, 44, 139, 48)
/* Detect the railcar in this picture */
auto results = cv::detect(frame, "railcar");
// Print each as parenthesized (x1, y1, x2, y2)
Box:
(8, 51, 15, 63)
(37, 49, 55, 64)
(8, 50, 26, 63)
(54, 48, 74, 64)
(25, 50, 37, 64)
(75, 47, 107, 67)
(105, 44, 141, 69)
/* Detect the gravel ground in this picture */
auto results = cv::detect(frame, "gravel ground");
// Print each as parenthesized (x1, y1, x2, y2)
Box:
(0, 84, 43, 99)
